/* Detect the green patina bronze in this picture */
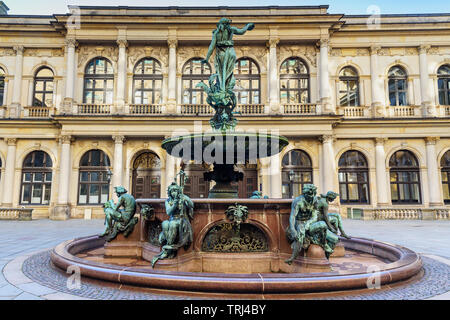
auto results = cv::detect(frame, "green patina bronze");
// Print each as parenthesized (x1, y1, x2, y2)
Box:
(100, 186, 138, 242)
(285, 184, 350, 264)
(198, 18, 255, 131)
(151, 170, 194, 268)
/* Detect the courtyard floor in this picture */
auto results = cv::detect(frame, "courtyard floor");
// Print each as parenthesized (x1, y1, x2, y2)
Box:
(0, 219, 449, 300)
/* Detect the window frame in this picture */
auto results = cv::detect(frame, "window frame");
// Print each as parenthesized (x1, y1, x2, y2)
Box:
(437, 65, 450, 106)
(338, 150, 370, 204)
(389, 150, 422, 204)
(83, 57, 114, 105)
(33, 67, 54, 107)
(441, 150, 450, 204)
(339, 67, 360, 107)
(132, 57, 163, 105)
(182, 58, 211, 105)
(234, 57, 261, 105)
(388, 66, 408, 107)
(279, 57, 310, 105)
(20, 151, 53, 206)
(281, 149, 313, 199)
(77, 150, 111, 206)
(0, 68, 5, 106)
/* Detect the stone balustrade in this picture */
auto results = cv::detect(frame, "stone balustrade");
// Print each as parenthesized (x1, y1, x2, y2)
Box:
(129, 104, 163, 115)
(236, 104, 265, 115)
(77, 103, 111, 115)
(180, 104, 213, 115)
(23, 106, 54, 118)
(339, 106, 365, 118)
(0, 208, 33, 220)
(283, 103, 317, 115)
(391, 106, 417, 117)
(436, 209, 450, 220)
(373, 209, 423, 220)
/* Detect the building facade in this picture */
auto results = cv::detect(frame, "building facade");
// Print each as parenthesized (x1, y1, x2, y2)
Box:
(0, 5, 449, 220)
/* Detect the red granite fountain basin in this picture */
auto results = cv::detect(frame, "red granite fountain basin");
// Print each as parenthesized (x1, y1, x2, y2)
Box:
(51, 199, 422, 294)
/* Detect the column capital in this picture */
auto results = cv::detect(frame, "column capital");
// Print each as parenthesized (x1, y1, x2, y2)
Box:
(5, 138, 17, 146)
(375, 137, 388, 146)
(425, 136, 439, 145)
(59, 135, 73, 145)
(167, 39, 178, 49)
(113, 135, 126, 144)
(317, 38, 330, 48)
(418, 44, 431, 54)
(267, 38, 280, 49)
(13, 46, 24, 55)
(64, 38, 78, 49)
(116, 39, 128, 49)
(319, 135, 335, 144)
(369, 45, 382, 55)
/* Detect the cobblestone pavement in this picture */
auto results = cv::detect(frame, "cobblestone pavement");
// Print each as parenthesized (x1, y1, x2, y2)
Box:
(0, 218, 449, 300)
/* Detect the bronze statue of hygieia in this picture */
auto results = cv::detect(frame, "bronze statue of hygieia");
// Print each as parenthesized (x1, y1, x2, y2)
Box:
(151, 170, 194, 268)
(285, 184, 350, 264)
(198, 18, 255, 131)
(100, 186, 138, 242)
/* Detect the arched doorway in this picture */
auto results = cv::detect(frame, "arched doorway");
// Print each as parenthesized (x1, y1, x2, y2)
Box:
(132, 151, 161, 199)
(183, 162, 210, 198)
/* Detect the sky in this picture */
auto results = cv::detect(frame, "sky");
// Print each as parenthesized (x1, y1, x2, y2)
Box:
(2, 0, 450, 16)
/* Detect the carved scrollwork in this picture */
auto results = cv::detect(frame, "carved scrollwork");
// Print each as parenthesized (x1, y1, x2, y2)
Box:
(201, 223, 268, 253)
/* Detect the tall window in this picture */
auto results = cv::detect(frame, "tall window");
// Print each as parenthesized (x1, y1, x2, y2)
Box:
(280, 57, 310, 104)
(234, 58, 260, 104)
(33, 67, 54, 107)
(182, 58, 211, 104)
(441, 150, 450, 204)
(20, 151, 52, 205)
(338, 151, 370, 204)
(83, 57, 114, 104)
(78, 150, 111, 205)
(388, 66, 408, 106)
(438, 65, 450, 106)
(389, 150, 421, 204)
(282, 150, 313, 199)
(0, 68, 5, 106)
(339, 67, 360, 106)
(133, 58, 163, 105)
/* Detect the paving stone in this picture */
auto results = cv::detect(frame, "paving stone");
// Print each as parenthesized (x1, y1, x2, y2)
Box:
(13, 292, 44, 300)
(0, 284, 23, 297)
(16, 282, 57, 296)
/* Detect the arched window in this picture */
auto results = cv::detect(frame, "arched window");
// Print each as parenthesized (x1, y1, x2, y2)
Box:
(438, 65, 450, 106)
(338, 151, 370, 204)
(182, 58, 211, 104)
(389, 150, 421, 204)
(133, 58, 163, 105)
(388, 66, 408, 106)
(339, 67, 360, 107)
(83, 57, 114, 104)
(234, 58, 260, 104)
(132, 152, 161, 199)
(0, 68, 5, 106)
(20, 151, 53, 205)
(441, 150, 450, 204)
(33, 67, 54, 107)
(282, 150, 313, 198)
(280, 57, 310, 104)
(78, 150, 111, 205)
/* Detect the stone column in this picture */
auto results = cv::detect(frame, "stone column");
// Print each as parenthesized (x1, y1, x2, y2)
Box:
(2, 138, 17, 206)
(321, 135, 336, 192)
(425, 137, 442, 206)
(268, 38, 280, 114)
(112, 135, 125, 188)
(63, 39, 78, 113)
(51, 135, 73, 220)
(165, 152, 176, 186)
(2, 79, 8, 106)
(419, 45, 435, 117)
(370, 46, 385, 117)
(269, 154, 282, 198)
(116, 39, 128, 114)
(375, 138, 389, 206)
(167, 39, 178, 114)
(11, 46, 24, 117)
(319, 39, 333, 113)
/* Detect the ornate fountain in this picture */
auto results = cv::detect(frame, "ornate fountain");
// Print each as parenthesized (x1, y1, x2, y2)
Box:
(50, 19, 423, 296)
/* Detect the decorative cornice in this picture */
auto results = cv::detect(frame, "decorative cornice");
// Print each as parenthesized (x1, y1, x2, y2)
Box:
(425, 136, 439, 145)
(113, 135, 126, 144)
(5, 138, 17, 146)
(13, 46, 24, 55)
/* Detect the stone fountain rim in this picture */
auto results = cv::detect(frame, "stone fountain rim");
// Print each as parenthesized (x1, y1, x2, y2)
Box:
(50, 235, 422, 294)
